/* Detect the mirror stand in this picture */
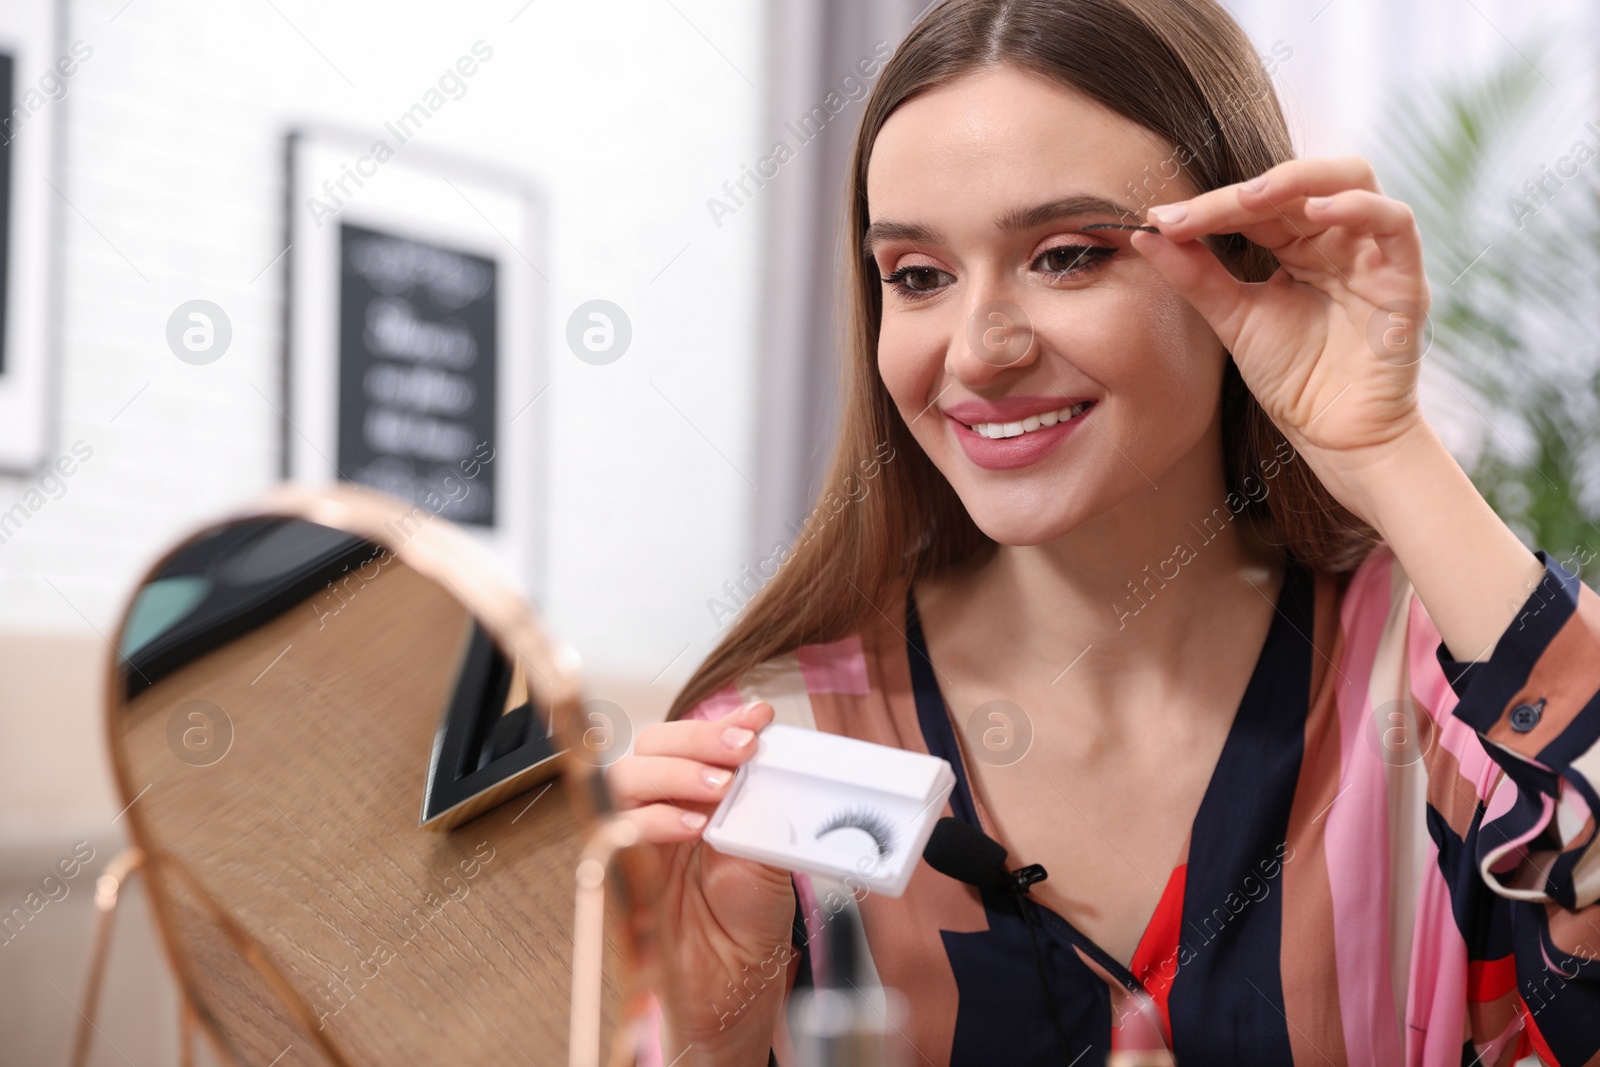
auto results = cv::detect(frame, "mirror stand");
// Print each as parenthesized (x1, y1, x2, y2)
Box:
(570, 816, 644, 1067)
(67, 847, 147, 1067)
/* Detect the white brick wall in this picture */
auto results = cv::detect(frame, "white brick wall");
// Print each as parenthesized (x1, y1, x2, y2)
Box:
(0, 0, 768, 685)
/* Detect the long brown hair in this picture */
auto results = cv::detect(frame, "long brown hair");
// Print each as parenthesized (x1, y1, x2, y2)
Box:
(667, 0, 1377, 721)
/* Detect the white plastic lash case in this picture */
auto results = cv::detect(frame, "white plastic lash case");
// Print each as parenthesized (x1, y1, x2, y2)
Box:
(702, 723, 957, 897)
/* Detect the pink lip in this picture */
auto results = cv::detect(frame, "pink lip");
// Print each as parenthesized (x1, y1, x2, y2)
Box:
(944, 395, 1097, 424)
(946, 399, 1096, 471)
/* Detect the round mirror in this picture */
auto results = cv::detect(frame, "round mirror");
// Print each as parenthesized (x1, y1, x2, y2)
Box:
(103, 484, 650, 1066)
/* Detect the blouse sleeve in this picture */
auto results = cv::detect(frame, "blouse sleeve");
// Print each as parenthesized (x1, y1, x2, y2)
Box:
(1432, 548, 1600, 1064)
(1435, 549, 1600, 909)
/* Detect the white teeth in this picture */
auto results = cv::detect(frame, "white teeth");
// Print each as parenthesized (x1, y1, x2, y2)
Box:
(967, 401, 1090, 439)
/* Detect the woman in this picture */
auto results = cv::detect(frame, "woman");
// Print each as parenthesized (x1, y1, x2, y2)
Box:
(608, 0, 1600, 1063)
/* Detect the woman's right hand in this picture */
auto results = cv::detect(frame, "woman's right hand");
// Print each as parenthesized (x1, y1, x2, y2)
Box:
(608, 700, 799, 1060)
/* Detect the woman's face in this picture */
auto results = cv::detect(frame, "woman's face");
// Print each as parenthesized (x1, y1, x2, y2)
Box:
(867, 65, 1227, 546)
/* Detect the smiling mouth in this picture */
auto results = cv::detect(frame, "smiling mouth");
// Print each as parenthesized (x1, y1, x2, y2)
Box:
(959, 400, 1095, 439)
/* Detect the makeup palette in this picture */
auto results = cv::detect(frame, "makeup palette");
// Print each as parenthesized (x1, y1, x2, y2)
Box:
(702, 723, 957, 897)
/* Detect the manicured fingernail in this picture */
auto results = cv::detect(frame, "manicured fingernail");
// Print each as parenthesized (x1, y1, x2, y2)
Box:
(1243, 175, 1268, 192)
(681, 810, 707, 829)
(722, 727, 754, 749)
(701, 768, 729, 789)
(1305, 195, 1331, 209)
(1148, 203, 1188, 224)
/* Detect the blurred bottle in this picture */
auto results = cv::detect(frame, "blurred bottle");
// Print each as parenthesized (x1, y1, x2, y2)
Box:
(789, 901, 910, 1067)
(1107, 990, 1175, 1067)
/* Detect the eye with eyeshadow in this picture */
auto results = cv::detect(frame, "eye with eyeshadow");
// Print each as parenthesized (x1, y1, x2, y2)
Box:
(879, 263, 954, 296)
(1032, 242, 1116, 279)
(1030, 222, 1152, 281)
(816, 805, 896, 860)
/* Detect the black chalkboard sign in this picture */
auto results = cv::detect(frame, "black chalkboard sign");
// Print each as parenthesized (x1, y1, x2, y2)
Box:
(336, 222, 497, 526)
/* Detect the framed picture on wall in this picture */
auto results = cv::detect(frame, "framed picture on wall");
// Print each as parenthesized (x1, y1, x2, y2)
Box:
(0, 0, 65, 472)
(285, 127, 547, 599)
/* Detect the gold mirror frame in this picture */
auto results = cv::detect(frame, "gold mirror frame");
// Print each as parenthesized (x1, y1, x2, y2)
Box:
(100, 483, 663, 1067)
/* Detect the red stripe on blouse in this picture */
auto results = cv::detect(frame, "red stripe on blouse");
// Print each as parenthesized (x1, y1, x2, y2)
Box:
(1515, 996, 1557, 1065)
(1128, 862, 1188, 1047)
(1468, 954, 1518, 1003)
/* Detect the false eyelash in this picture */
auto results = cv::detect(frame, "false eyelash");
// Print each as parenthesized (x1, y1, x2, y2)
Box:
(1079, 222, 1160, 233)
(816, 805, 896, 859)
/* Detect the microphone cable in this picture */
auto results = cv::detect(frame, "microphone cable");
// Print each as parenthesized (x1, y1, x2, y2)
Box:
(923, 816, 1074, 1067)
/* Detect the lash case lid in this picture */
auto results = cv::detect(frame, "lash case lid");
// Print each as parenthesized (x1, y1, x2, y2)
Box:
(701, 723, 957, 898)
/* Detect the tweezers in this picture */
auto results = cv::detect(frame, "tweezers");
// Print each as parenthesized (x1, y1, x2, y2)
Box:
(1080, 222, 1160, 233)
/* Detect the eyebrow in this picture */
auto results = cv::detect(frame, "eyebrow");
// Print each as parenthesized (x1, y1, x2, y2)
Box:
(861, 194, 1145, 259)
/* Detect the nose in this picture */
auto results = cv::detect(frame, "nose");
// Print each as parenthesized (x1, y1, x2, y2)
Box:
(948, 285, 1039, 387)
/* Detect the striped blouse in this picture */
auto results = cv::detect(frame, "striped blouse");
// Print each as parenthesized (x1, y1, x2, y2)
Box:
(640, 542, 1600, 1066)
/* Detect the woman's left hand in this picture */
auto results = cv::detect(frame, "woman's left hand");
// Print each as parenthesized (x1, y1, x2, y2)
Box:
(1129, 155, 1432, 526)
